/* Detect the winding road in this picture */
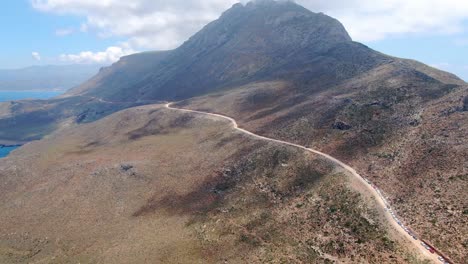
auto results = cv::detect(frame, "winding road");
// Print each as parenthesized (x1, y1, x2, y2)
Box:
(165, 102, 448, 264)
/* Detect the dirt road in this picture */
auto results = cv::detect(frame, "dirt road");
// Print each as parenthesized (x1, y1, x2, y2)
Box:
(165, 102, 446, 264)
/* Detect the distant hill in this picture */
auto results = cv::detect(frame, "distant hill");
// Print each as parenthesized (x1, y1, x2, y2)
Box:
(0, 64, 103, 91)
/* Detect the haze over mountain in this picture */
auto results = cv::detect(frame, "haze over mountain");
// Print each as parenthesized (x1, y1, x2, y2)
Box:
(0, 0, 466, 263)
(0, 64, 102, 91)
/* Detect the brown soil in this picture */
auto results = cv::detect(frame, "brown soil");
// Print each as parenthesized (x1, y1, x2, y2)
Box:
(0, 104, 431, 263)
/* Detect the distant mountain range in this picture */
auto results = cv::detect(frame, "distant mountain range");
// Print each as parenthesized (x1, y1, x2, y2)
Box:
(0, 64, 103, 91)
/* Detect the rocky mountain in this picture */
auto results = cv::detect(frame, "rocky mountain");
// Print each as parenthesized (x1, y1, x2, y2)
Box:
(0, 64, 102, 91)
(1, 0, 464, 144)
(66, 1, 355, 101)
(3, 0, 463, 144)
(66, 0, 463, 103)
(0, 0, 467, 262)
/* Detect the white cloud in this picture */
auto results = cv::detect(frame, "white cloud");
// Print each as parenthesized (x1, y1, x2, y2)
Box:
(32, 52, 41, 61)
(31, 0, 468, 45)
(55, 28, 74, 36)
(59, 45, 136, 64)
(79, 23, 88, 33)
(31, 0, 240, 51)
(31, 0, 468, 63)
(303, 0, 468, 41)
(454, 38, 468, 46)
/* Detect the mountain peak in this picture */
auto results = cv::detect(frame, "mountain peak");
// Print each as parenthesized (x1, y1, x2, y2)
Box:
(68, 1, 358, 101)
(245, 0, 294, 7)
(183, 0, 351, 57)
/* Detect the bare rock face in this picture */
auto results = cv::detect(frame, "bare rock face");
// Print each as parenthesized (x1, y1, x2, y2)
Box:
(463, 95, 468, 111)
(67, 0, 355, 102)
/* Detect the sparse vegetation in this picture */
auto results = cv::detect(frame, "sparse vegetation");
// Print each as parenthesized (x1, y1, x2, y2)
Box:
(0, 106, 423, 263)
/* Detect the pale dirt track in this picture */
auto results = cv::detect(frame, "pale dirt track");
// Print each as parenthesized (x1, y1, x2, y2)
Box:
(164, 103, 445, 264)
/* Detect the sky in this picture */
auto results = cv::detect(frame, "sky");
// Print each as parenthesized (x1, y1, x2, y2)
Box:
(1, 0, 468, 81)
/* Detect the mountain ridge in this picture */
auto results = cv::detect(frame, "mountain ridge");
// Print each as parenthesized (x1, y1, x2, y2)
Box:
(0, 1, 467, 262)
(1, 0, 465, 144)
(63, 0, 464, 102)
(65, 0, 381, 101)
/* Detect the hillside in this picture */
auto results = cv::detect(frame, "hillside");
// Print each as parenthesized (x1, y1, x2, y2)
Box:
(177, 76, 467, 263)
(175, 66, 467, 263)
(0, 64, 101, 91)
(0, 0, 466, 262)
(0, 96, 148, 144)
(64, 51, 171, 99)
(0, 104, 433, 263)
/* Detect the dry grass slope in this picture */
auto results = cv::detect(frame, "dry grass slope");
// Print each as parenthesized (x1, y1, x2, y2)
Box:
(0, 104, 431, 263)
(178, 78, 468, 263)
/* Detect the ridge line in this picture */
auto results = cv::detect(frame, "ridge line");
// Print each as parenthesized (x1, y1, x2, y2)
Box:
(164, 102, 448, 264)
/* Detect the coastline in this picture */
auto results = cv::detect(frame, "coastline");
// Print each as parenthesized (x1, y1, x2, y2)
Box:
(0, 143, 22, 158)
(0, 139, 28, 146)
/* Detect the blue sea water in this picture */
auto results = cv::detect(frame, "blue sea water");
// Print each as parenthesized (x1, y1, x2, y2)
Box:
(0, 146, 19, 158)
(0, 90, 62, 102)
(0, 90, 63, 158)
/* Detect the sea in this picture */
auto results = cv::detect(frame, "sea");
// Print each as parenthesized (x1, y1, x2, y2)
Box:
(0, 90, 63, 158)
(0, 146, 20, 158)
(0, 90, 62, 101)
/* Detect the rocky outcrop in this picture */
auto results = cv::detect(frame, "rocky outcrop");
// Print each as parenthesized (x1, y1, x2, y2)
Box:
(332, 121, 352, 130)
(463, 95, 468, 111)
